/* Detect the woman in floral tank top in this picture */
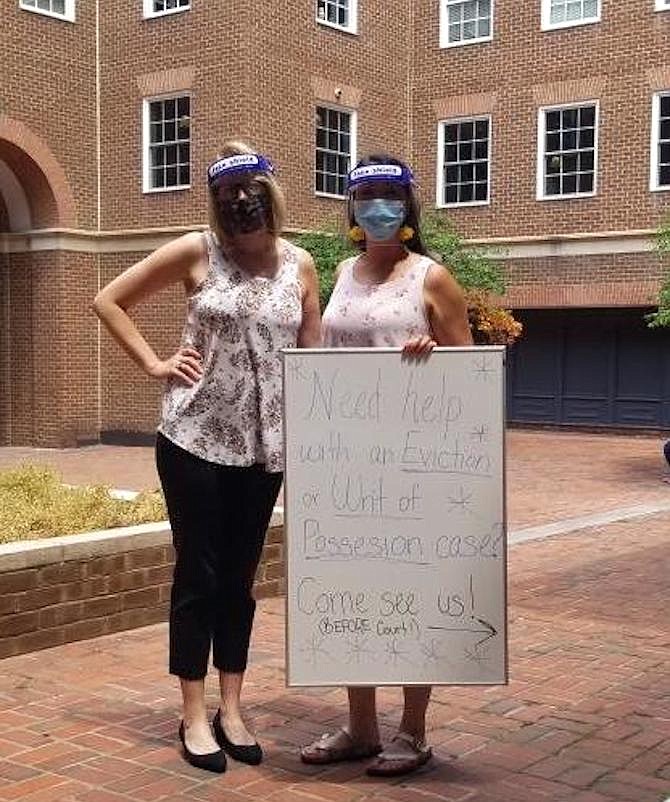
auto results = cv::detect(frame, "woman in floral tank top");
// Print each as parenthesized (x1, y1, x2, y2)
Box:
(93, 143, 321, 773)
(301, 155, 472, 777)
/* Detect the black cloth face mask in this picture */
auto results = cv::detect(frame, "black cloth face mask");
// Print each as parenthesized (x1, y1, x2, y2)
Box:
(215, 184, 272, 236)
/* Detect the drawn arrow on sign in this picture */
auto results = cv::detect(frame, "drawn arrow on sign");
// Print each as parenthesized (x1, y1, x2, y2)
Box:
(427, 616, 497, 649)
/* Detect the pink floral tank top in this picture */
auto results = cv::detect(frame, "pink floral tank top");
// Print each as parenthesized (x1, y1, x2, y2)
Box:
(322, 254, 433, 347)
(158, 232, 303, 472)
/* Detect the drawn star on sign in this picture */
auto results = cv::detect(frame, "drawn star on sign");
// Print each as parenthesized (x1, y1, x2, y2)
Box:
(300, 633, 330, 666)
(448, 486, 473, 513)
(472, 355, 496, 382)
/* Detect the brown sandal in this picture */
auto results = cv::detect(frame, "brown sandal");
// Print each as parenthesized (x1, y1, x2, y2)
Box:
(300, 728, 382, 765)
(366, 732, 433, 777)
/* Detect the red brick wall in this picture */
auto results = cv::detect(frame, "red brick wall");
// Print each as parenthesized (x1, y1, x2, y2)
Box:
(413, 0, 670, 239)
(1, 251, 99, 447)
(0, 525, 285, 660)
(99, 0, 411, 233)
(1, 3, 97, 228)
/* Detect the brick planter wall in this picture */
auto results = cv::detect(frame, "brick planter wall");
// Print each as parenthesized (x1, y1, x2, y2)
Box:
(0, 513, 285, 660)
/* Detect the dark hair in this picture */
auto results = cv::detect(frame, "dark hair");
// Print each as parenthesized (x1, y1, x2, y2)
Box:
(347, 153, 428, 256)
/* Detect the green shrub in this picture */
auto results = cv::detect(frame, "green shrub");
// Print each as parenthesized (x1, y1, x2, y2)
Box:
(646, 218, 670, 329)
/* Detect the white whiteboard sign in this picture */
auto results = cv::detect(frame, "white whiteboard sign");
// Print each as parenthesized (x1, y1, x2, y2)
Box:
(283, 348, 507, 686)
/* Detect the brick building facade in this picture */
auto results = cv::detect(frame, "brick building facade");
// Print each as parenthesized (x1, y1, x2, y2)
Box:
(1, 0, 670, 445)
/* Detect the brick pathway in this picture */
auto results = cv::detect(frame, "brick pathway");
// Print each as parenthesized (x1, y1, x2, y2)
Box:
(1, 429, 669, 527)
(0, 431, 669, 801)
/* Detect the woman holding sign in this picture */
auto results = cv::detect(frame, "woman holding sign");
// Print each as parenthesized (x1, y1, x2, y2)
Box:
(93, 142, 321, 773)
(300, 154, 472, 776)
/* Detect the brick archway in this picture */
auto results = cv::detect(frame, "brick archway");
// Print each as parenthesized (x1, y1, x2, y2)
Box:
(0, 118, 86, 448)
(0, 115, 76, 230)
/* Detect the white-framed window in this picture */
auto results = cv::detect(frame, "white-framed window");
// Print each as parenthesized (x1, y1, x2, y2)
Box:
(19, 0, 75, 22)
(315, 106, 356, 198)
(437, 116, 491, 207)
(317, 0, 357, 33)
(656, 0, 670, 10)
(536, 102, 598, 200)
(651, 93, 670, 192)
(142, 95, 191, 193)
(541, 0, 600, 30)
(143, 0, 189, 19)
(440, 0, 493, 48)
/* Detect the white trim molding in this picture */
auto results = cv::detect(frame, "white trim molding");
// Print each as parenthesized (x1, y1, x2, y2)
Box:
(436, 114, 492, 208)
(315, 105, 357, 199)
(142, 0, 190, 19)
(541, 0, 600, 31)
(142, 93, 192, 194)
(440, 0, 494, 49)
(19, 0, 75, 22)
(0, 227, 658, 260)
(536, 100, 599, 201)
(316, 0, 358, 35)
(650, 91, 670, 192)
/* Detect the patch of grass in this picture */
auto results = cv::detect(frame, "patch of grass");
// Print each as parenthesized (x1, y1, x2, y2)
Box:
(0, 465, 166, 544)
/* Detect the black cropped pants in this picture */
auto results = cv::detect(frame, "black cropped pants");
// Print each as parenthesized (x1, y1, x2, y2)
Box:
(156, 433, 282, 680)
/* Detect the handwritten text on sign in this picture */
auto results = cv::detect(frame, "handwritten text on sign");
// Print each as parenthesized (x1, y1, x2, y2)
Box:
(283, 349, 507, 686)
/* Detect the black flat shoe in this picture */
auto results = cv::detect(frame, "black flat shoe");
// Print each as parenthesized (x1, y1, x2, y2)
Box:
(178, 721, 227, 773)
(213, 709, 263, 765)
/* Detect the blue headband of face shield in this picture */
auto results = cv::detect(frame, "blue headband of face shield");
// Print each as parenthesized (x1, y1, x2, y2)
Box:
(207, 154, 274, 186)
(346, 163, 414, 192)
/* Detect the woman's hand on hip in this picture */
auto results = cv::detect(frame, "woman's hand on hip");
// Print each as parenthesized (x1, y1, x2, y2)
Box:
(148, 347, 203, 386)
(402, 335, 436, 360)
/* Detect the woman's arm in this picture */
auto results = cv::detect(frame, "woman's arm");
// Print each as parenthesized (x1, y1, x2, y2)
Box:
(296, 250, 323, 349)
(424, 263, 473, 347)
(92, 231, 207, 386)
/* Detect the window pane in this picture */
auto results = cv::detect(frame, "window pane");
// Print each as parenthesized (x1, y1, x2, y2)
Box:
(546, 110, 561, 130)
(562, 108, 578, 128)
(579, 105, 595, 127)
(579, 128, 595, 148)
(460, 183, 474, 202)
(461, 121, 474, 140)
(579, 172, 594, 192)
(146, 95, 189, 189)
(562, 174, 577, 194)
(545, 175, 560, 194)
(659, 166, 670, 187)
(444, 124, 458, 143)
(660, 95, 670, 118)
(314, 105, 352, 196)
(459, 141, 473, 160)
(542, 104, 596, 197)
(441, 117, 489, 204)
(562, 130, 577, 150)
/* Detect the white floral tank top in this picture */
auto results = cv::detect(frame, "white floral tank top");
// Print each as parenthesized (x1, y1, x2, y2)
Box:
(322, 254, 433, 347)
(158, 232, 303, 472)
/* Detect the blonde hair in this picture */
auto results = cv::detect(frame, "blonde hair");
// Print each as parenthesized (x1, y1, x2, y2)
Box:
(207, 140, 286, 244)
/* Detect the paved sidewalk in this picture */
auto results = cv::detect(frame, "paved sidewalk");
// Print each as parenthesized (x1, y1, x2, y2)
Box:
(0, 430, 669, 801)
(0, 511, 668, 802)
(1, 429, 669, 527)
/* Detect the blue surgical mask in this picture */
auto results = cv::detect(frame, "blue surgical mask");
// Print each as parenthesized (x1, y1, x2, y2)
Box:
(353, 199, 406, 242)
